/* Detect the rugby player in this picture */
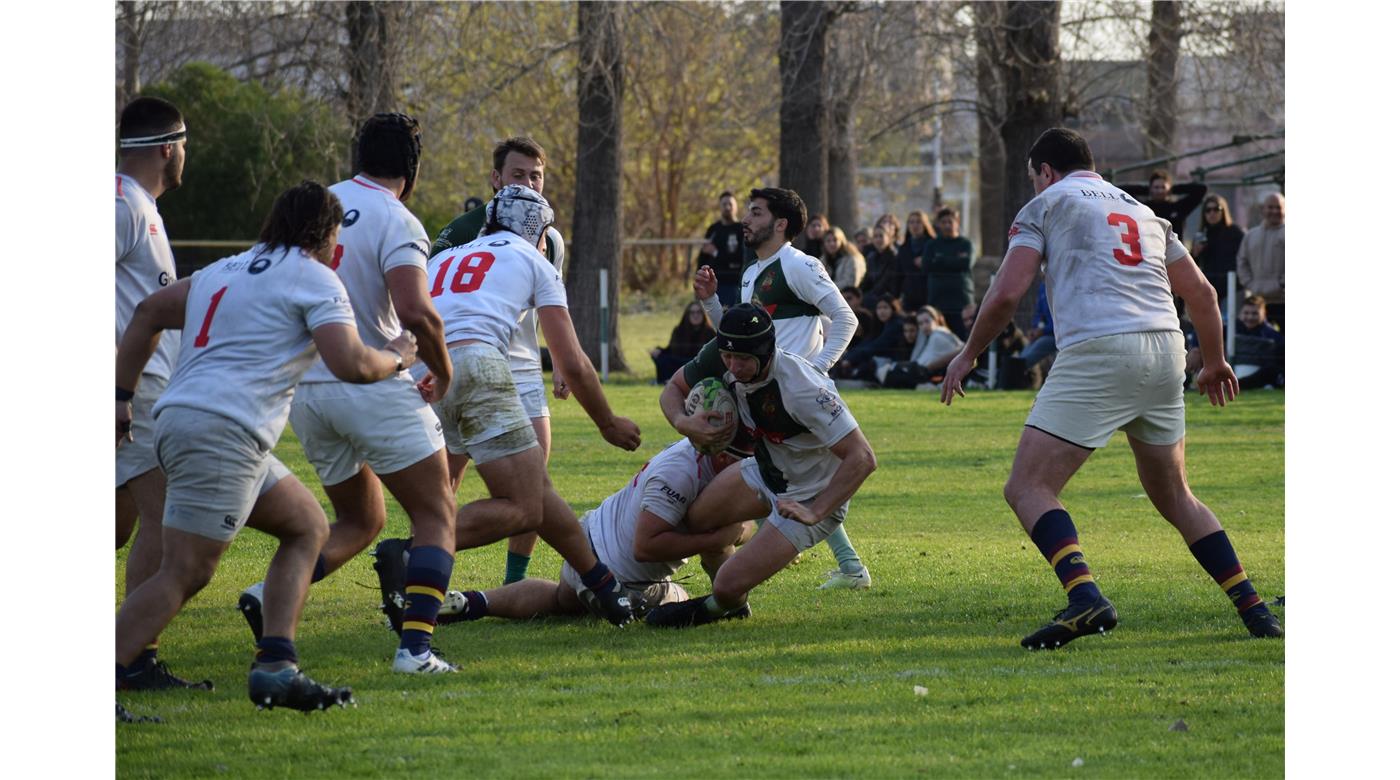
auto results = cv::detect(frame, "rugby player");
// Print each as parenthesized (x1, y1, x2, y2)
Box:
(940, 127, 1283, 649)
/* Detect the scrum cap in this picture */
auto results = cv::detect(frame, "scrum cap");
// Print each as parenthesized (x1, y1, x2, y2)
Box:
(355, 112, 422, 199)
(717, 303, 776, 371)
(485, 184, 554, 247)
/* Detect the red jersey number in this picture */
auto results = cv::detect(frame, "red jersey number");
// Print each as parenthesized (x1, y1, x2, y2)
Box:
(193, 286, 229, 348)
(430, 252, 496, 297)
(1106, 213, 1144, 266)
(330, 244, 344, 271)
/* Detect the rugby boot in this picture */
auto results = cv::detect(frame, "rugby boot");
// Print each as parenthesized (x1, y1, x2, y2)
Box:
(247, 665, 353, 711)
(118, 657, 215, 691)
(116, 701, 161, 724)
(372, 537, 411, 634)
(817, 566, 873, 590)
(594, 580, 640, 627)
(392, 647, 458, 674)
(645, 595, 751, 628)
(238, 582, 265, 641)
(1242, 604, 1283, 638)
(1020, 594, 1118, 650)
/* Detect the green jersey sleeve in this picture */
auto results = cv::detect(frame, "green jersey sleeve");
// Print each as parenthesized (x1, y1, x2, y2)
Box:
(681, 338, 725, 388)
(430, 205, 488, 257)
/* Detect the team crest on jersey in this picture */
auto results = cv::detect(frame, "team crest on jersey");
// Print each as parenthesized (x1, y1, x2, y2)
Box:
(815, 389, 844, 422)
(148, 224, 159, 236)
(1007, 224, 1020, 239)
(806, 260, 828, 279)
(342, 209, 360, 228)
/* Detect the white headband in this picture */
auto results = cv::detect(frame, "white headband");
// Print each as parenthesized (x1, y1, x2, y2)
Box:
(119, 125, 187, 149)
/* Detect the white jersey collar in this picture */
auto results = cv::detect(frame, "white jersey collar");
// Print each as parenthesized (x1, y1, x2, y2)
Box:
(116, 172, 156, 206)
(350, 175, 394, 195)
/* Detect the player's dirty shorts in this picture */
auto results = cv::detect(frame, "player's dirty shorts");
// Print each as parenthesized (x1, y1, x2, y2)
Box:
(559, 513, 688, 619)
(514, 375, 551, 419)
(432, 344, 537, 464)
(739, 457, 849, 553)
(1026, 330, 1187, 449)
(116, 373, 167, 488)
(154, 406, 292, 543)
(289, 376, 445, 485)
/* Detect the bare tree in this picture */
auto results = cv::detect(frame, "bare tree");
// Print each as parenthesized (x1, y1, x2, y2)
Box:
(345, 1, 404, 122)
(570, 0, 628, 372)
(998, 1, 1063, 235)
(975, 0, 1008, 257)
(1144, 0, 1183, 158)
(779, 0, 836, 216)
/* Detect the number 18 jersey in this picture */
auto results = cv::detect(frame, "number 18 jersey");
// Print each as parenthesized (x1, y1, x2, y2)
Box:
(427, 230, 567, 356)
(1007, 171, 1187, 350)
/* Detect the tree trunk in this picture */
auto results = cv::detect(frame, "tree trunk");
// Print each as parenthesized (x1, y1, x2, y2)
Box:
(1144, 0, 1182, 159)
(827, 93, 858, 232)
(999, 1, 1062, 238)
(345, 1, 399, 123)
(570, 0, 628, 373)
(779, 1, 832, 217)
(975, 1, 1006, 256)
(118, 1, 144, 108)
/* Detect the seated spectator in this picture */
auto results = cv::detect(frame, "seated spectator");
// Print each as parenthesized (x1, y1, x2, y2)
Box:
(851, 227, 872, 254)
(841, 286, 878, 345)
(650, 301, 716, 384)
(1185, 295, 1283, 390)
(960, 302, 1033, 389)
(823, 227, 867, 291)
(1018, 279, 1056, 375)
(897, 211, 935, 311)
(883, 306, 965, 388)
(861, 223, 900, 308)
(1191, 193, 1245, 311)
(835, 294, 904, 379)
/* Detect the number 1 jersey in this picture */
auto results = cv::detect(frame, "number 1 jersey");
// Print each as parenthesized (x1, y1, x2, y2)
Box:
(1007, 171, 1187, 349)
(427, 230, 567, 356)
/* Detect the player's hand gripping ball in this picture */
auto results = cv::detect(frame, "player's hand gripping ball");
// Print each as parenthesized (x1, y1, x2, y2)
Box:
(683, 377, 738, 455)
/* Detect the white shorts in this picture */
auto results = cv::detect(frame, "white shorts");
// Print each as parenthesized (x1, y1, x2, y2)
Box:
(432, 344, 537, 464)
(514, 376, 550, 419)
(1026, 331, 1187, 449)
(154, 406, 292, 543)
(739, 457, 848, 553)
(116, 373, 167, 488)
(290, 377, 445, 485)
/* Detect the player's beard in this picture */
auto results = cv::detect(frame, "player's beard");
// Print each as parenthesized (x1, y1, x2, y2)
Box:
(743, 221, 772, 250)
(163, 153, 183, 192)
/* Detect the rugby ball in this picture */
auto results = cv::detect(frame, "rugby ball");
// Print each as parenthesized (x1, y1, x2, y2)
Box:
(683, 377, 738, 455)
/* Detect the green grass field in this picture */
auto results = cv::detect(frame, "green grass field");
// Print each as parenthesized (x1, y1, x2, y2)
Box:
(116, 385, 1284, 779)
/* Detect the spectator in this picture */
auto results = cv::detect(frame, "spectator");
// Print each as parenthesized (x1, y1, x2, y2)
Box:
(835, 294, 903, 379)
(1191, 193, 1245, 309)
(875, 212, 902, 246)
(897, 210, 935, 311)
(1122, 168, 1208, 237)
(696, 191, 747, 307)
(1185, 296, 1283, 390)
(823, 226, 867, 291)
(923, 206, 977, 339)
(649, 301, 716, 384)
(463, 195, 484, 213)
(883, 306, 965, 388)
(799, 212, 830, 261)
(851, 227, 872, 254)
(861, 223, 900, 307)
(1237, 192, 1285, 331)
(1019, 279, 1056, 376)
(841, 286, 877, 345)
(960, 302, 1032, 389)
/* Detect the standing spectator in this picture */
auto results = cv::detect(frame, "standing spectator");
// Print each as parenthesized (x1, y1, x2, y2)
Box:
(897, 210, 935, 311)
(823, 226, 867, 291)
(650, 301, 716, 384)
(851, 227, 872, 254)
(1019, 279, 1057, 375)
(923, 207, 977, 339)
(875, 212, 902, 246)
(861, 223, 900, 307)
(1237, 192, 1285, 331)
(698, 191, 747, 306)
(841, 286, 878, 345)
(799, 212, 830, 261)
(1122, 169, 1207, 237)
(1191, 193, 1245, 309)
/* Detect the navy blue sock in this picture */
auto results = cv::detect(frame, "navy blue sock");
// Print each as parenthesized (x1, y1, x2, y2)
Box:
(116, 663, 128, 687)
(255, 636, 298, 666)
(400, 545, 454, 655)
(310, 554, 328, 584)
(1188, 530, 1266, 615)
(1029, 509, 1102, 604)
(135, 642, 158, 666)
(579, 561, 618, 595)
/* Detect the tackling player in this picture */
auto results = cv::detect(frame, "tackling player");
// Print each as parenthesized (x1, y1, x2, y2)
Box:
(116, 182, 410, 713)
(694, 187, 872, 591)
(427, 136, 563, 586)
(941, 127, 1282, 649)
(237, 113, 459, 674)
(648, 304, 878, 627)
(437, 430, 755, 624)
(114, 96, 197, 690)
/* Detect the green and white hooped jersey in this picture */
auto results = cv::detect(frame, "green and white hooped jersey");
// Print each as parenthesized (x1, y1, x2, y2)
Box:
(738, 243, 843, 362)
(683, 345, 858, 501)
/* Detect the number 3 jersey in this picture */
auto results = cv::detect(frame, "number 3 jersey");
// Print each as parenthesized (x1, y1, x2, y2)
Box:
(427, 230, 567, 356)
(1007, 171, 1188, 349)
(154, 245, 355, 450)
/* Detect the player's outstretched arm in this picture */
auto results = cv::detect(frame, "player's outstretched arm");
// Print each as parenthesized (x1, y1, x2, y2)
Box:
(116, 280, 192, 445)
(776, 427, 877, 525)
(386, 265, 451, 401)
(1167, 255, 1239, 406)
(694, 265, 724, 327)
(313, 323, 416, 385)
(660, 369, 736, 451)
(537, 305, 641, 451)
(941, 246, 1041, 405)
(632, 511, 743, 563)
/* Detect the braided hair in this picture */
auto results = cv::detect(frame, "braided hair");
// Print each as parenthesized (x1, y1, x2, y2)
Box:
(353, 112, 422, 200)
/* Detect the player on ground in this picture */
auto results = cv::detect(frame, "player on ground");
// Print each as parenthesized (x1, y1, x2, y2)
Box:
(235, 114, 459, 674)
(116, 182, 409, 713)
(426, 136, 563, 586)
(437, 430, 755, 624)
(647, 304, 878, 627)
(115, 96, 200, 690)
(940, 127, 1283, 649)
(694, 187, 871, 591)
(386, 184, 642, 626)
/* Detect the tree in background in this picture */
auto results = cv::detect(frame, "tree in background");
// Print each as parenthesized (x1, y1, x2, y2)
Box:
(778, 0, 836, 217)
(1144, 0, 1183, 159)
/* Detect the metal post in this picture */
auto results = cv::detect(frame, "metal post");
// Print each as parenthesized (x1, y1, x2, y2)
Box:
(987, 272, 997, 389)
(1226, 271, 1238, 361)
(599, 268, 610, 382)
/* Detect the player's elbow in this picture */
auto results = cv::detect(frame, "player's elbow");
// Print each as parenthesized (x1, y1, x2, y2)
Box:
(632, 537, 661, 563)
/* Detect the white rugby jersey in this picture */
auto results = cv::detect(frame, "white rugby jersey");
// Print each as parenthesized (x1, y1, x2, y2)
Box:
(116, 174, 180, 379)
(427, 230, 567, 355)
(587, 438, 716, 585)
(300, 176, 430, 383)
(1007, 171, 1187, 350)
(154, 245, 355, 450)
(507, 226, 566, 381)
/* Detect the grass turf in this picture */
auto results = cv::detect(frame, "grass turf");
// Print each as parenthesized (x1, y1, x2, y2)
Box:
(116, 385, 1284, 778)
